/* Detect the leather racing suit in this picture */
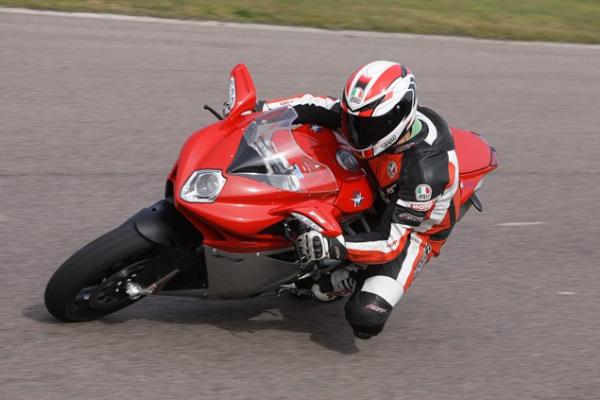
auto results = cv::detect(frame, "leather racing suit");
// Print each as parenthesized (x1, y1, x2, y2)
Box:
(260, 95, 461, 338)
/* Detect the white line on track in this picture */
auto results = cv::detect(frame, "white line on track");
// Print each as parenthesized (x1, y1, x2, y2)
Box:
(1, 7, 599, 50)
(556, 292, 577, 295)
(496, 222, 546, 226)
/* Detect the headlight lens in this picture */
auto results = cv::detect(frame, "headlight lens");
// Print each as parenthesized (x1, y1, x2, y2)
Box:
(180, 170, 226, 203)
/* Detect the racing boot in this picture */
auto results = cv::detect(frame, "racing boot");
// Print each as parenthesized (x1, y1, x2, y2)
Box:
(311, 269, 356, 302)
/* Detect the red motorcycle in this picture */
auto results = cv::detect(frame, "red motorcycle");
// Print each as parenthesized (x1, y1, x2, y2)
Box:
(45, 64, 498, 322)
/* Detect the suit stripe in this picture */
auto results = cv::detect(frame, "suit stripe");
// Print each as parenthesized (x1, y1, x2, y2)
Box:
(357, 233, 428, 306)
(395, 233, 422, 289)
(345, 224, 411, 264)
(263, 94, 338, 111)
(402, 238, 425, 291)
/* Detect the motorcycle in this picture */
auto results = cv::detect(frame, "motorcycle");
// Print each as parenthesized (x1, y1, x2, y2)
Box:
(45, 64, 498, 322)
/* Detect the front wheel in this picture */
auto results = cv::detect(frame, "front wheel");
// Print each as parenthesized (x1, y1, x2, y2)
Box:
(45, 223, 158, 322)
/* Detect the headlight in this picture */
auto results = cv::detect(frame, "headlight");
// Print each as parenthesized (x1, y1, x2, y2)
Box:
(180, 170, 226, 203)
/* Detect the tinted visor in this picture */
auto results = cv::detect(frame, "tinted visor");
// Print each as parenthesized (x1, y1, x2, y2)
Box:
(343, 113, 400, 149)
(342, 95, 413, 150)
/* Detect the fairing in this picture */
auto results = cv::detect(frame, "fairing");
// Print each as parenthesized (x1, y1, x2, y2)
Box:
(452, 127, 498, 204)
(172, 107, 373, 252)
(169, 64, 496, 254)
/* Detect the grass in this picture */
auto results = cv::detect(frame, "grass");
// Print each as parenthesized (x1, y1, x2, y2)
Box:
(1, 0, 599, 44)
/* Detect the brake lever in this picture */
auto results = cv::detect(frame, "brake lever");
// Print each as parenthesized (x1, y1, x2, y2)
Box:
(204, 104, 224, 120)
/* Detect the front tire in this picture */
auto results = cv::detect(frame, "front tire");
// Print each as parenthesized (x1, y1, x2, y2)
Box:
(45, 223, 157, 322)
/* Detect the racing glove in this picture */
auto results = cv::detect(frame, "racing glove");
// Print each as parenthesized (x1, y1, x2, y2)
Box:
(296, 231, 347, 262)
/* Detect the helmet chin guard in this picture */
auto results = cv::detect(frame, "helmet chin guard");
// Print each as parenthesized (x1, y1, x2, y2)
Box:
(351, 113, 416, 159)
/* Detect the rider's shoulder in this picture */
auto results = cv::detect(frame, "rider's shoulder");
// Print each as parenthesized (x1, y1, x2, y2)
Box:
(399, 107, 452, 200)
(416, 106, 448, 129)
(413, 105, 454, 152)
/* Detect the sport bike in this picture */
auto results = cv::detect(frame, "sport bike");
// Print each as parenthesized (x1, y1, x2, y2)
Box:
(45, 64, 498, 322)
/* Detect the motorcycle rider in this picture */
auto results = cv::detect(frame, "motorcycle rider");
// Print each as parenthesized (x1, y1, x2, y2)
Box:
(259, 61, 460, 339)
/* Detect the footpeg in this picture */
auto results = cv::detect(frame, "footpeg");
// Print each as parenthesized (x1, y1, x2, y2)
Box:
(125, 268, 180, 300)
(276, 283, 313, 298)
(124, 282, 144, 300)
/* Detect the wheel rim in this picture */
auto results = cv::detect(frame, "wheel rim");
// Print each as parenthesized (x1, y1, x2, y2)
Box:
(70, 258, 151, 314)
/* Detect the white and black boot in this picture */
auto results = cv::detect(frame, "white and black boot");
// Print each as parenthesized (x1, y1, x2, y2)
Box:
(311, 269, 356, 302)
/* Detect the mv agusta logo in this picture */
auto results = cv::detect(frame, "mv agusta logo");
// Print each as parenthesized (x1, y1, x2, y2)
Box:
(351, 191, 364, 207)
(387, 161, 398, 179)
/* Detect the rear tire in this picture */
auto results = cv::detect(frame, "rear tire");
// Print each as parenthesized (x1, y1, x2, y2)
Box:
(45, 223, 157, 322)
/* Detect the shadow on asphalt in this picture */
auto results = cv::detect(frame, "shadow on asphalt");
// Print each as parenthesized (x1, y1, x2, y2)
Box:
(22, 303, 63, 325)
(22, 295, 359, 354)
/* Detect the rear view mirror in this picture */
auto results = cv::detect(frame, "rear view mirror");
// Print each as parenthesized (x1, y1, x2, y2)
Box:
(222, 64, 257, 122)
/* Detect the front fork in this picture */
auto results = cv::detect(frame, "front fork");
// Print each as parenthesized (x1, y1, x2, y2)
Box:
(124, 199, 207, 296)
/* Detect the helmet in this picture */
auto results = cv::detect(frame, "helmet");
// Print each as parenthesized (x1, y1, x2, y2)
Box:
(341, 61, 418, 159)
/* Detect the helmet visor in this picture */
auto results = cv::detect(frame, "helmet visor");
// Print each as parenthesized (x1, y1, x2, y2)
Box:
(342, 110, 404, 150)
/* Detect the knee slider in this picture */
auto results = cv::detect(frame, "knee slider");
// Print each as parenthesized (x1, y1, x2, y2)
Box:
(345, 292, 393, 339)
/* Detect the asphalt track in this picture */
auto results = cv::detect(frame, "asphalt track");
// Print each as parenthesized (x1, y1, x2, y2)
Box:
(1, 9, 599, 400)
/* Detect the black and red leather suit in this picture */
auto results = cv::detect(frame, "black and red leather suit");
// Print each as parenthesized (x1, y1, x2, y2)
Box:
(261, 95, 461, 337)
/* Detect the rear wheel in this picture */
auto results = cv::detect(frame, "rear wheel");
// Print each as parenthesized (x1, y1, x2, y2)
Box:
(45, 223, 158, 322)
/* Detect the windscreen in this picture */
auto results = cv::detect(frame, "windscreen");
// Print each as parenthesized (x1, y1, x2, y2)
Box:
(227, 107, 338, 193)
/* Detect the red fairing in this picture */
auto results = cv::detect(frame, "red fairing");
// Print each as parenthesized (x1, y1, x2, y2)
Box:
(170, 68, 373, 252)
(451, 127, 498, 205)
(172, 121, 374, 252)
(168, 64, 496, 253)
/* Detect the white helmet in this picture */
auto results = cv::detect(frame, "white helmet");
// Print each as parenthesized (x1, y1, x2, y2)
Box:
(341, 61, 418, 159)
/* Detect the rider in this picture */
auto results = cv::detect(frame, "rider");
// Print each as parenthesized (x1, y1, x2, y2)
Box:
(258, 61, 460, 339)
